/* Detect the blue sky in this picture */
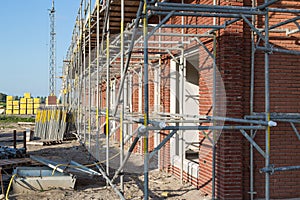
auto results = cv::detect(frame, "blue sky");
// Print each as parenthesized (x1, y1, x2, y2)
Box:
(0, 1, 80, 97)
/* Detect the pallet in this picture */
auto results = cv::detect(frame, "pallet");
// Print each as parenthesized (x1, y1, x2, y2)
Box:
(0, 158, 33, 169)
(27, 140, 63, 146)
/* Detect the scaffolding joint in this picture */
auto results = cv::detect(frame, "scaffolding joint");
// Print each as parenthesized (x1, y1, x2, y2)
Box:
(138, 125, 147, 135)
(260, 164, 275, 174)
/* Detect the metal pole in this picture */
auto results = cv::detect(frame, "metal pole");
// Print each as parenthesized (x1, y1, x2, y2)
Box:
(120, 0, 125, 193)
(88, 0, 92, 152)
(77, 7, 82, 138)
(212, 0, 217, 196)
(179, 0, 185, 185)
(212, 33, 217, 200)
(264, 2, 271, 199)
(143, 0, 149, 199)
(13, 130, 16, 149)
(96, 0, 100, 161)
(106, 0, 111, 186)
(23, 131, 26, 154)
(83, 0, 87, 144)
(250, 0, 256, 199)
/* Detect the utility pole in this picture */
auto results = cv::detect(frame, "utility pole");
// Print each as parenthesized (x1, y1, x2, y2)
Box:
(49, 0, 56, 97)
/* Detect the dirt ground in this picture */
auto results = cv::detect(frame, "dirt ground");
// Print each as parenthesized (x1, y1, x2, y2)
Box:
(0, 122, 209, 200)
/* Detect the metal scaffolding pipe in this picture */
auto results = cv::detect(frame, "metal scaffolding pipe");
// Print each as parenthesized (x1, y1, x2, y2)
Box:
(260, 165, 300, 173)
(146, 125, 266, 131)
(148, 5, 264, 15)
(105, 0, 111, 185)
(143, 0, 149, 199)
(264, 4, 270, 199)
(249, 0, 256, 198)
(151, 11, 251, 18)
(240, 130, 266, 158)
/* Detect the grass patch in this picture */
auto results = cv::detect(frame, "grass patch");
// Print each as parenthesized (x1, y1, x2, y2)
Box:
(0, 115, 35, 123)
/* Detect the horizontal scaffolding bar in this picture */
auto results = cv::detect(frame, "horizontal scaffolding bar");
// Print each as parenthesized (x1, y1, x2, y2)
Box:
(151, 11, 251, 18)
(260, 165, 300, 173)
(161, 24, 225, 29)
(146, 125, 266, 131)
(256, 46, 300, 55)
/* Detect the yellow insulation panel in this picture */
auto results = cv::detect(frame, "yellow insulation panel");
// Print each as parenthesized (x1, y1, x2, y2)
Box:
(20, 109, 27, 115)
(24, 93, 31, 99)
(13, 110, 19, 115)
(27, 109, 33, 115)
(20, 98, 27, 103)
(27, 98, 34, 104)
(27, 104, 34, 109)
(34, 98, 41, 103)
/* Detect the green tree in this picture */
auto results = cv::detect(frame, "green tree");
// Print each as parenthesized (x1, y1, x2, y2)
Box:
(0, 93, 7, 103)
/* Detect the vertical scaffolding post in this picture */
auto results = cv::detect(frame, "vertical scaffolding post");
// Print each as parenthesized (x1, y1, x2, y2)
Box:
(212, 34, 217, 200)
(77, 3, 82, 136)
(106, 0, 111, 186)
(212, 0, 217, 197)
(179, 50, 185, 184)
(143, 0, 149, 199)
(179, 0, 185, 184)
(250, 0, 257, 199)
(77, 20, 81, 135)
(83, 0, 87, 144)
(120, 0, 125, 192)
(96, 0, 100, 161)
(264, 3, 271, 199)
(88, 0, 92, 152)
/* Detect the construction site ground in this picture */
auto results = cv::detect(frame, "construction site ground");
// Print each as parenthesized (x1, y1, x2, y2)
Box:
(0, 122, 207, 200)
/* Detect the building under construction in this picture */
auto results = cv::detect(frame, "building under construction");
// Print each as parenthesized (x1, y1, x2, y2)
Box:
(60, 0, 300, 199)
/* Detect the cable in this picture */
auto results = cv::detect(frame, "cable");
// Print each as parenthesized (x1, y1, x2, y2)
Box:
(5, 174, 16, 200)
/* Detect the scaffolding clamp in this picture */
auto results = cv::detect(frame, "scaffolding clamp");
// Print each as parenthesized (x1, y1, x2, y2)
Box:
(138, 125, 147, 135)
(260, 164, 275, 175)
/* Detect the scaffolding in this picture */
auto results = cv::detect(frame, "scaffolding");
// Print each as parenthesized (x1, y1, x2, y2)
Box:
(60, 0, 300, 199)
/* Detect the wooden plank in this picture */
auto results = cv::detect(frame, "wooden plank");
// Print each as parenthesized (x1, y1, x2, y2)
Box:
(0, 158, 32, 168)
(27, 140, 63, 146)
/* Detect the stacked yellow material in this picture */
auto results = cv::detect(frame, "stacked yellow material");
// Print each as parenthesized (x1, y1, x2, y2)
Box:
(26, 98, 33, 115)
(5, 96, 13, 115)
(24, 92, 31, 99)
(27, 109, 33, 115)
(20, 98, 27, 115)
(34, 98, 40, 104)
(33, 98, 41, 114)
(13, 109, 20, 115)
(20, 109, 27, 115)
(12, 100, 20, 115)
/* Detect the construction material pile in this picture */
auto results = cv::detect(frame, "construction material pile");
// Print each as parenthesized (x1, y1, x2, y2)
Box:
(6, 93, 41, 115)
(34, 106, 75, 141)
(0, 146, 26, 159)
